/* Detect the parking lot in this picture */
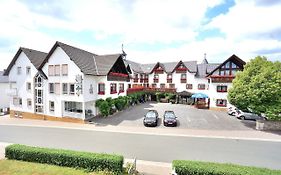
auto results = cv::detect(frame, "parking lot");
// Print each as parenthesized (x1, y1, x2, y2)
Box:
(91, 102, 256, 130)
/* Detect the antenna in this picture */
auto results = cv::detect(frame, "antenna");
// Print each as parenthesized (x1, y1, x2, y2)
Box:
(121, 43, 127, 59)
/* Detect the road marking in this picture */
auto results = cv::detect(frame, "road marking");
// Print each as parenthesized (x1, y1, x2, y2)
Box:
(213, 114, 219, 119)
(1, 124, 281, 143)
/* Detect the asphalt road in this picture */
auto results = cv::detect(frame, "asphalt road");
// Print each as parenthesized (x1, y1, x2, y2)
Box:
(92, 102, 256, 130)
(0, 125, 281, 170)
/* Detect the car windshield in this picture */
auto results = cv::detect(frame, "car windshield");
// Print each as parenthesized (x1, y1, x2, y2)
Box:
(146, 112, 156, 118)
(165, 112, 175, 118)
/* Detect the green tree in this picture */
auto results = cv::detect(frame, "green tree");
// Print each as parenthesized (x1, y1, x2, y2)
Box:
(228, 56, 281, 120)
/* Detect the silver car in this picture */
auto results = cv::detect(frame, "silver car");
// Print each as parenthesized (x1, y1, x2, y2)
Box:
(236, 110, 267, 120)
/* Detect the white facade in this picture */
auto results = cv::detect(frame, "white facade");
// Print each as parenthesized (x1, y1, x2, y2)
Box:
(0, 83, 9, 109)
(8, 52, 38, 113)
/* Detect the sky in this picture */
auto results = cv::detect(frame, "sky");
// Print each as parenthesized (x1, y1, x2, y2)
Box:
(0, 0, 281, 71)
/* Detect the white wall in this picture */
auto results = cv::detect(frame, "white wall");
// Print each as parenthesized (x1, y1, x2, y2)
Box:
(41, 47, 84, 118)
(0, 83, 10, 108)
(8, 52, 37, 113)
(209, 81, 232, 108)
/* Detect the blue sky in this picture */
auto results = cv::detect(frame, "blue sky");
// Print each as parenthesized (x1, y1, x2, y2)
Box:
(0, 0, 280, 71)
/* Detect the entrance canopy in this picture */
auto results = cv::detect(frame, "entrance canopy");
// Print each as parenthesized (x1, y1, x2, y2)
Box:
(177, 90, 193, 97)
(191, 93, 208, 99)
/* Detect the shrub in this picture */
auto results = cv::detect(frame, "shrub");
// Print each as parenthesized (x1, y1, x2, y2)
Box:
(99, 101, 110, 116)
(5, 144, 123, 174)
(172, 160, 281, 175)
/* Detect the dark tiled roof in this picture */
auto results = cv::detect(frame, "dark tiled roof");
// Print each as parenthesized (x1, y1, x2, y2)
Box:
(21, 48, 48, 69)
(207, 63, 220, 73)
(140, 63, 156, 73)
(183, 61, 197, 73)
(4, 48, 47, 75)
(162, 62, 178, 73)
(125, 60, 144, 73)
(0, 71, 8, 83)
(40, 41, 122, 76)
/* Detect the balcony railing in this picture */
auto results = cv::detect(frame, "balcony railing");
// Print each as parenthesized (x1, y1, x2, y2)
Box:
(210, 75, 235, 83)
(6, 88, 18, 96)
(127, 87, 177, 94)
(180, 79, 187, 83)
(175, 67, 188, 73)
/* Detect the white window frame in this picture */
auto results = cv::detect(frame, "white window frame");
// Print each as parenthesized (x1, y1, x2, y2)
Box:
(49, 101, 55, 112)
(62, 64, 68, 76)
(26, 66, 31, 75)
(49, 83, 54, 94)
(17, 67, 21, 75)
(55, 65, 60, 76)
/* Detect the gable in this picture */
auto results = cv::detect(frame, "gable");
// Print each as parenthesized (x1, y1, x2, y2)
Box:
(207, 54, 245, 77)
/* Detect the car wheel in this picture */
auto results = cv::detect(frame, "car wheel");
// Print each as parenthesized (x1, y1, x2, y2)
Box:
(240, 116, 245, 120)
(231, 112, 235, 116)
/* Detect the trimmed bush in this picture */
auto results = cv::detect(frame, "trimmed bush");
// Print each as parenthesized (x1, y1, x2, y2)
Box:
(5, 144, 123, 174)
(173, 160, 281, 175)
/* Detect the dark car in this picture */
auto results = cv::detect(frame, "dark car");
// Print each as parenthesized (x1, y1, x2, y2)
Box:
(163, 111, 177, 127)
(143, 110, 158, 127)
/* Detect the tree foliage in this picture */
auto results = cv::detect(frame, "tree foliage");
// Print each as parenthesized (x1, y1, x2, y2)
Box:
(228, 56, 281, 120)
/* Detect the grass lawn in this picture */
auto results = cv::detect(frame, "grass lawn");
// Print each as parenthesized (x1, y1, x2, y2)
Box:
(0, 160, 103, 175)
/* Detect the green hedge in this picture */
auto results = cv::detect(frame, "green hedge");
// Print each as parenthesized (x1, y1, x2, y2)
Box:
(173, 160, 281, 175)
(5, 144, 123, 174)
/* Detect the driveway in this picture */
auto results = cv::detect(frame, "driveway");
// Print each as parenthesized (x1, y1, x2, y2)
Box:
(91, 102, 256, 130)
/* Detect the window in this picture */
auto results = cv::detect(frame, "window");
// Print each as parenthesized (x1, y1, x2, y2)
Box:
(62, 64, 68, 76)
(119, 83, 124, 93)
(27, 99, 32, 107)
(19, 98, 22, 105)
(48, 65, 54, 76)
(153, 74, 159, 83)
(13, 97, 20, 105)
(160, 83, 165, 89)
(217, 85, 227, 92)
(98, 83, 105, 95)
(55, 83, 60, 95)
(26, 66, 31, 75)
(49, 83, 54, 93)
(167, 73, 172, 83)
(169, 84, 175, 88)
(181, 73, 186, 83)
(110, 83, 117, 94)
(198, 84, 205, 90)
(64, 101, 82, 113)
(152, 84, 157, 88)
(62, 83, 68, 94)
(17, 67, 21, 75)
(186, 84, 193, 89)
(69, 84, 75, 95)
(49, 101, 55, 112)
(26, 82, 31, 91)
(216, 99, 227, 107)
(55, 65, 60, 76)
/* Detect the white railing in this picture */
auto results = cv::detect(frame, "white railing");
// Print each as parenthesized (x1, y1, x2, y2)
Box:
(5, 88, 17, 96)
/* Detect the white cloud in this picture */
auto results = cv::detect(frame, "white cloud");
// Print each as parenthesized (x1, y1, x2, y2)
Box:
(0, 0, 280, 71)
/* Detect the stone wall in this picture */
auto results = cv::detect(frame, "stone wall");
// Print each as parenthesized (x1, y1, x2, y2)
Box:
(256, 120, 281, 131)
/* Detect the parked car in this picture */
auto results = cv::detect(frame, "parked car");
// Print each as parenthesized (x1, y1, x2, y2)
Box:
(163, 111, 177, 127)
(227, 106, 238, 116)
(236, 110, 267, 121)
(143, 110, 158, 127)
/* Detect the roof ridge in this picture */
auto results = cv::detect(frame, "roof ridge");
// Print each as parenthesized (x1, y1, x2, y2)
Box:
(56, 41, 98, 56)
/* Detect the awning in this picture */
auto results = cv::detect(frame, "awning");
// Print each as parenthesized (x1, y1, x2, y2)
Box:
(191, 93, 208, 98)
(177, 90, 193, 97)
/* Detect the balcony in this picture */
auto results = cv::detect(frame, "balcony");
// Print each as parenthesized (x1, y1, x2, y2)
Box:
(145, 87, 176, 93)
(108, 72, 130, 82)
(180, 79, 186, 83)
(127, 87, 177, 94)
(175, 67, 188, 73)
(210, 75, 235, 83)
(6, 88, 18, 96)
(127, 87, 144, 94)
